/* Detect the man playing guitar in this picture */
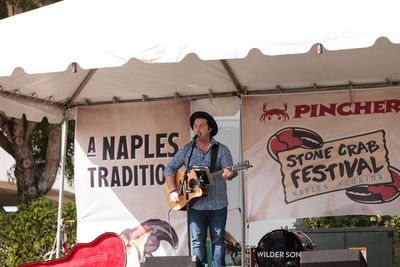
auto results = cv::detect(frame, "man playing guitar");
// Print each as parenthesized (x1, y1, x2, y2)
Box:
(164, 111, 236, 267)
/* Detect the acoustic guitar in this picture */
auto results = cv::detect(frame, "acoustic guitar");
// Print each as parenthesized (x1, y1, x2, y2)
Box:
(165, 161, 252, 210)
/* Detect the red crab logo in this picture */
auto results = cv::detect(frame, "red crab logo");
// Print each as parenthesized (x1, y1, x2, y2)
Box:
(260, 103, 289, 122)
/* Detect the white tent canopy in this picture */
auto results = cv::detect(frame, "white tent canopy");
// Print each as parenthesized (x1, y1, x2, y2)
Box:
(1, 0, 400, 122)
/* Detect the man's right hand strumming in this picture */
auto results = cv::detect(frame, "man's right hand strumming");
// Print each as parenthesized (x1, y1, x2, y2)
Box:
(166, 175, 179, 203)
(170, 191, 179, 203)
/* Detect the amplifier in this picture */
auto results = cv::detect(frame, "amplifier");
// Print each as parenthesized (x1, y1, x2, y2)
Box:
(300, 249, 367, 267)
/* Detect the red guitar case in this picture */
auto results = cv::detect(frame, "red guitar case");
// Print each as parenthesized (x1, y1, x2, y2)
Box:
(19, 232, 126, 267)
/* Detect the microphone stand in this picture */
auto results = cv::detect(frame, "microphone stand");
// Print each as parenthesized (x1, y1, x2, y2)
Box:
(178, 136, 197, 256)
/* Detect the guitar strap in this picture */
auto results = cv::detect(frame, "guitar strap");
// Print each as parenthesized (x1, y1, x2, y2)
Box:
(184, 141, 219, 172)
(209, 142, 219, 173)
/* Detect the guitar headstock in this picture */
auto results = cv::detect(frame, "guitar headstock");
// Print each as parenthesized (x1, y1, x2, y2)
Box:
(233, 160, 253, 171)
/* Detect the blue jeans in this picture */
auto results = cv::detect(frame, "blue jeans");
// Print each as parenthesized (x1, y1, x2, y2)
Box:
(189, 207, 227, 267)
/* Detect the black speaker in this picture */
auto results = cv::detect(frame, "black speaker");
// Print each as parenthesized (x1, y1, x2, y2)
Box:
(140, 255, 202, 267)
(300, 249, 367, 267)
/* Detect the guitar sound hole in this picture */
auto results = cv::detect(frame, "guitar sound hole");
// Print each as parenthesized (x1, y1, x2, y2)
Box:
(189, 179, 197, 189)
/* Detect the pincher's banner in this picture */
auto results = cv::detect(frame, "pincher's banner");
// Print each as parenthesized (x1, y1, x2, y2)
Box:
(242, 87, 400, 221)
(75, 100, 190, 267)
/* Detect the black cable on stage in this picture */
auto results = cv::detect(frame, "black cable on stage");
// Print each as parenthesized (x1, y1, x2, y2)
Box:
(167, 207, 177, 255)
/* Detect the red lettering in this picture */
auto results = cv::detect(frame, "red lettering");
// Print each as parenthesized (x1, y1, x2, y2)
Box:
(294, 105, 310, 118)
(354, 101, 372, 115)
(374, 100, 385, 113)
(293, 99, 399, 119)
(337, 102, 352, 116)
(386, 99, 400, 113)
(310, 104, 318, 117)
(319, 103, 336, 117)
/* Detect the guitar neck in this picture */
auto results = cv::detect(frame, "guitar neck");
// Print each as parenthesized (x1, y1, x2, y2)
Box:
(210, 163, 247, 179)
(211, 169, 225, 180)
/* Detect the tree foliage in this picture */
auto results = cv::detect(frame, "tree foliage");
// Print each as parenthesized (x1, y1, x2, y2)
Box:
(296, 215, 400, 232)
(0, 1, 7, 19)
(6, 117, 75, 185)
(30, 118, 75, 185)
(0, 197, 77, 266)
(0, 113, 66, 204)
(0, 0, 61, 19)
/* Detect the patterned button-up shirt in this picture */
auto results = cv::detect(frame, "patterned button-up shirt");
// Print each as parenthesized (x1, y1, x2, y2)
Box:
(164, 138, 235, 210)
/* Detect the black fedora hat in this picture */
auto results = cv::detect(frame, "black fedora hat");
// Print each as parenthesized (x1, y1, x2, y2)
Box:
(190, 111, 218, 137)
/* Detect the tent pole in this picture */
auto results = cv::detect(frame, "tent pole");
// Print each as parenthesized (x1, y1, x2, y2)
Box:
(239, 107, 246, 267)
(55, 112, 69, 258)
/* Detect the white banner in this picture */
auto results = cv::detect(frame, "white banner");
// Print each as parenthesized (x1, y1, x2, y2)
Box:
(75, 100, 190, 266)
(242, 87, 400, 221)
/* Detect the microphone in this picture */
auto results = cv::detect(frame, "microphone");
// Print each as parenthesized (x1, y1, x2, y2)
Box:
(192, 132, 200, 141)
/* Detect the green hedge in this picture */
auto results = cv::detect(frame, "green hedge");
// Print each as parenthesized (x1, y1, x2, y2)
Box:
(0, 197, 77, 267)
(296, 215, 400, 232)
